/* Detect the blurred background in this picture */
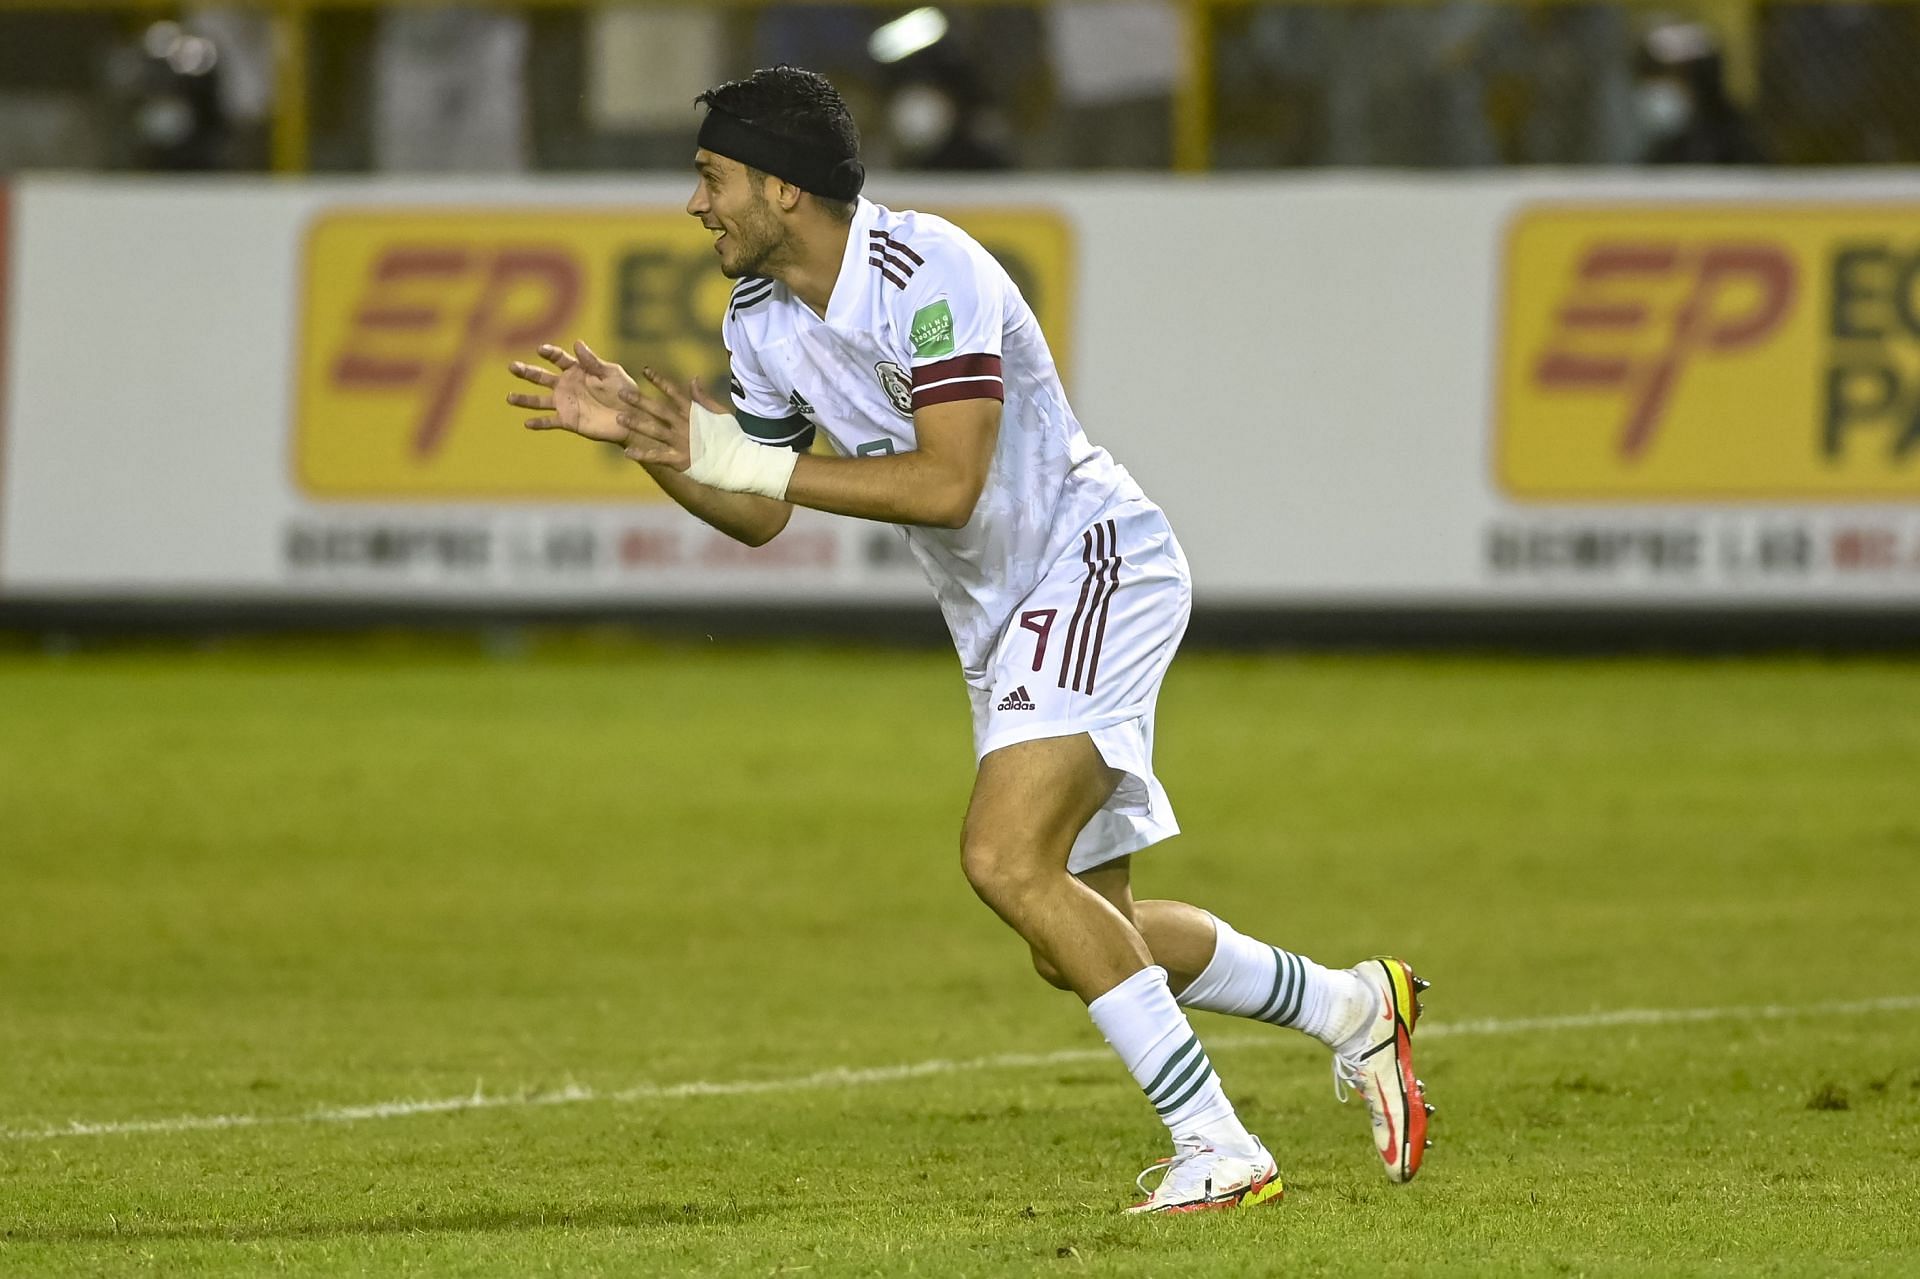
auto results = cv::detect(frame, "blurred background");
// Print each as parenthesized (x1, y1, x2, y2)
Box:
(4, 0, 1920, 175)
(0, 0, 1917, 645)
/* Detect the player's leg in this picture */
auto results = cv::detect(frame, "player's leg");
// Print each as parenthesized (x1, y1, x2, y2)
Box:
(966, 502, 1280, 1209)
(1158, 902, 1433, 1182)
(1043, 862, 1377, 1047)
(1026, 858, 1209, 991)
(961, 732, 1148, 999)
(1146, 902, 1377, 1041)
(1068, 859, 1435, 1183)
(961, 734, 1279, 1211)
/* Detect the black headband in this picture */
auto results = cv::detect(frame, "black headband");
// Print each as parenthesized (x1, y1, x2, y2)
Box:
(697, 107, 865, 202)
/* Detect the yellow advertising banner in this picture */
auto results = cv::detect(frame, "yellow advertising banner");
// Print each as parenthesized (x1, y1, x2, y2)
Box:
(294, 208, 1073, 499)
(1497, 205, 1920, 500)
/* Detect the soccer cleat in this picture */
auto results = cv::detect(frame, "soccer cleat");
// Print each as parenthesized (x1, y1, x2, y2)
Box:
(1126, 1140, 1284, 1215)
(1332, 957, 1430, 1184)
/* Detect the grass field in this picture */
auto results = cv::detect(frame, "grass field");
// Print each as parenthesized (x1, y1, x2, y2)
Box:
(2, 638, 1918, 1276)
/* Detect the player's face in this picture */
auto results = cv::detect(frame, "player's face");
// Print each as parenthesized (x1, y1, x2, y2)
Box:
(688, 150, 789, 280)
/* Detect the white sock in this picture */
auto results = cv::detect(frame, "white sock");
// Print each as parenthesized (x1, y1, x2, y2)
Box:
(1176, 914, 1375, 1048)
(1087, 965, 1258, 1154)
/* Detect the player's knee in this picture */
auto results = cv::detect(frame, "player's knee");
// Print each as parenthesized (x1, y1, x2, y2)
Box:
(1030, 946, 1073, 991)
(959, 831, 1047, 907)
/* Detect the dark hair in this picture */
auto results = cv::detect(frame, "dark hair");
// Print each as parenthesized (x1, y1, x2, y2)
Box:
(696, 66, 861, 220)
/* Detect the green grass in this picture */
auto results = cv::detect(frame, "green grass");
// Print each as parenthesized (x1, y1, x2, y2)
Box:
(2, 639, 1918, 1276)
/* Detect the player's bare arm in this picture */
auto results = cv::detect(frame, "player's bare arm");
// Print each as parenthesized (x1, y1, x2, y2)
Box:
(506, 340, 792, 547)
(622, 384, 999, 530)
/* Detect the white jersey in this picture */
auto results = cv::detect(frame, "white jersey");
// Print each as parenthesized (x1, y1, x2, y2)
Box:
(723, 197, 1147, 684)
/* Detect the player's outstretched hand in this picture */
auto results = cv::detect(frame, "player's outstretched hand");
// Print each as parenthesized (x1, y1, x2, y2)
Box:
(616, 369, 731, 472)
(506, 340, 638, 445)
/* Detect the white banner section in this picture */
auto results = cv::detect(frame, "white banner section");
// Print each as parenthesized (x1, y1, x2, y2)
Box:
(3, 174, 1919, 607)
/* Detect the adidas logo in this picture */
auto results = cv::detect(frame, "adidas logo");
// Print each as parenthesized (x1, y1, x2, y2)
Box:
(996, 685, 1036, 711)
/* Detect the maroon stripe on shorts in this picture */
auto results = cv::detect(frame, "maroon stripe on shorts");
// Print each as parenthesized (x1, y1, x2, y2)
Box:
(1084, 519, 1122, 695)
(1071, 523, 1119, 693)
(1057, 527, 1098, 690)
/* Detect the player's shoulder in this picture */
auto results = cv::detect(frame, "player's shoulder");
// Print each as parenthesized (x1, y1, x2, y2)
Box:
(864, 205, 1005, 303)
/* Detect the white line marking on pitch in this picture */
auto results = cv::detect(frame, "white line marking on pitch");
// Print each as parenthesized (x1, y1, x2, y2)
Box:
(5, 994, 1915, 1143)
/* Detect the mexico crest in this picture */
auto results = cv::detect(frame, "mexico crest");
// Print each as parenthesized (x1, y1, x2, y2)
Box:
(875, 361, 914, 419)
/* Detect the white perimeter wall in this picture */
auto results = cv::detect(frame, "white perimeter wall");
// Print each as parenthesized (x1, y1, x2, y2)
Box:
(3, 172, 1918, 610)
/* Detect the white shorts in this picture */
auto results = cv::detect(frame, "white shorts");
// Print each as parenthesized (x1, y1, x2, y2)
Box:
(968, 498, 1193, 874)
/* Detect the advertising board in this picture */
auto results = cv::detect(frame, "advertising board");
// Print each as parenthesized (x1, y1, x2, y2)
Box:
(1, 174, 1915, 616)
(1500, 205, 1920, 501)
(294, 206, 1068, 500)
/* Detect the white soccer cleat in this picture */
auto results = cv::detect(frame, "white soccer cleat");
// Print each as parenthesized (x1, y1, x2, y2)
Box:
(1332, 957, 1433, 1184)
(1125, 1140, 1284, 1214)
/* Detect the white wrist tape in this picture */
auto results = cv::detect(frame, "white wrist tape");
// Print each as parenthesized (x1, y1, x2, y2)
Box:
(685, 401, 798, 499)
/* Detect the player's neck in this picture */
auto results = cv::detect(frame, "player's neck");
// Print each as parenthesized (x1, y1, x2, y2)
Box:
(772, 215, 854, 320)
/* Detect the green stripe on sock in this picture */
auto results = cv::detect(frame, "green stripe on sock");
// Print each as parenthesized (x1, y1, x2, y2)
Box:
(1149, 1045, 1208, 1110)
(1156, 1060, 1218, 1116)
(1141, 1035, 1200, 1102)
(1254, 947, 1293, 1021)
(1268, 953, 1307, 1027)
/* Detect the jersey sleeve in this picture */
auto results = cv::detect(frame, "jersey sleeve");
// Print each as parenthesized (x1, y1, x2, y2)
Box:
(889, 234, 1008, 412)
(721, 302, 815, 453)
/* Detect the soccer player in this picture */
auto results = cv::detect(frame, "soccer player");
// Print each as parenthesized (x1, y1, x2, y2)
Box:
(507, 66, 1431, 1213)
